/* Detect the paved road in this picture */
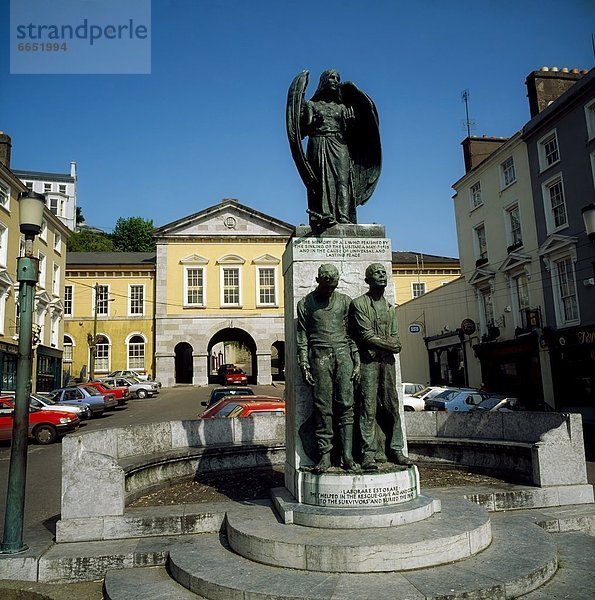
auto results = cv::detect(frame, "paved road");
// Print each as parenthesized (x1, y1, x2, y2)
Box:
(0, 384, 284, 533)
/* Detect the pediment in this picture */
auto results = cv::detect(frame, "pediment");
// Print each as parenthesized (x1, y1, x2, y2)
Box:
(217, 254, 246, 265)
(252, 254, 280, 265)
(537, 234, 577, 257)
(49, 298, 64, 313)
(499, 252, 532, 273)
(154, 199, 295, 239)
(35, 290, 52, 306)
(469, 267, 496, 287)
(179, 253, 209, 265)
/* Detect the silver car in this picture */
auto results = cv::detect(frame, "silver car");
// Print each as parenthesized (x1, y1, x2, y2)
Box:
(29, 392, 92, 420)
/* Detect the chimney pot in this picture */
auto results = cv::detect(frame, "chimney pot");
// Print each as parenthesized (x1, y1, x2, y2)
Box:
(551, 66, 559, 72)
(581, 69, 588, 75)
(561, 67, 569, 73)
(571, 68, 579, 73)
(540, 66, 549, 71)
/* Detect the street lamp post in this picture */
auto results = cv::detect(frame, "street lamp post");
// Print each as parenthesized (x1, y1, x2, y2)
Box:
(1, 191, 46, 554)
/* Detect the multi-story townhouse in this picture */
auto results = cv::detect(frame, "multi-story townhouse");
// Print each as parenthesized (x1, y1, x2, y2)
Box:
(397, 66, 593, 413)
(13, 161, 77, 232)
(451, 132, 552, 405)
(523, 67, 595, 419)
(0, 133, 70, 392)
(63, 253, 156, 382)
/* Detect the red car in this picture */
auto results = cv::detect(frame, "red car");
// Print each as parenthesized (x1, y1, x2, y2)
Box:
(201, 396, 285, 419)
(222, 367, 248, 386)
(0, 398, 80, 445)
(81, 381, 129, 406)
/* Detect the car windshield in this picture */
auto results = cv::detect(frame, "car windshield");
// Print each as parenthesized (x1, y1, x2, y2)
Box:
(127, 377, 141, 384)
(412, 387, 432, 398)
(81, 386, 101, 396)
(101, 382, 114, 389)
(31, 393, 54, 405)
(47, 390, 61, 401)
(433, 389, 459, 401)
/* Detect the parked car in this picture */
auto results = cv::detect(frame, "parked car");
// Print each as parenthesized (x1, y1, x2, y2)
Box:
(27, 392, 92, 421)
(222, 367, 248, 386)
(47, 386, 117, 416)
(100, 376, 159, 399)
(402, 382, 424, 395)
(201, 396, 285, 419)
(108, 369, 151, 382)
(403, 385, 449, 411)
(472, 396, 522, 412)
(0, 399, 80, 444)
(424, 389, 492, 412)
(203, 386, 255, 408)
(81, 381, 130, 406)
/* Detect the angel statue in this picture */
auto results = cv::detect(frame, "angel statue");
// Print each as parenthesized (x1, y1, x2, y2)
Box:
(286, 69, 381, 230)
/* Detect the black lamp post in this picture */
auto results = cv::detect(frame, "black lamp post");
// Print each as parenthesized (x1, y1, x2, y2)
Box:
(1, 190, 45, 554)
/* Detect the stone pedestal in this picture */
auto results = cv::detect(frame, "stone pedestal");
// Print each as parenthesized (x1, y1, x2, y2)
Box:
(256, 351, 272, 385)
(281, 225, 409, 504)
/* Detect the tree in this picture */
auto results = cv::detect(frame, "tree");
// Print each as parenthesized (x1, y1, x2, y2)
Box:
(75, 206, 85, 228)
(111, 217, 156, 252)
(67, 229, 115, 252)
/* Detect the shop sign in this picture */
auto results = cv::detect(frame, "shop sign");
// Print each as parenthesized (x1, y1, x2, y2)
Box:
(460, 318, 476, 335)
(408, 323, 422, 335)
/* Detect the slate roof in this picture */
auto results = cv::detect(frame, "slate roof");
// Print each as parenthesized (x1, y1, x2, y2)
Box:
(66, 252, 156, 266)
(392, 251, 459, 265)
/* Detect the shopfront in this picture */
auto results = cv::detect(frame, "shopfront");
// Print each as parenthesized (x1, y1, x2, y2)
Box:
(0, 341, 18, 393)
(36, 345, 63, 392)
(545, 324, 595, 424)
(425, 331, 466, 387)
(473, 333, 543, 407)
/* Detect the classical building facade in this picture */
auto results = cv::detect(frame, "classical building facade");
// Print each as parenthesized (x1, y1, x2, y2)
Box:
(153, 199, 293, 386)
(0, 133, 71, 392)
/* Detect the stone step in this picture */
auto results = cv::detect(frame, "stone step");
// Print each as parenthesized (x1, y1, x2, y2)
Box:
(37, 533, 188, 583)
(104, 566, 204, 600)
(271, 487, 441, 528)
(226, 498, 490, 572)
(164, 513, 557, 600)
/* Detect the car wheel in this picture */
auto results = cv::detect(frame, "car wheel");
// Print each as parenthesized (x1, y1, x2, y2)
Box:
(404, 406, 415, 412)
(33, 424, 57, 445)
(137, 389, 147, 399)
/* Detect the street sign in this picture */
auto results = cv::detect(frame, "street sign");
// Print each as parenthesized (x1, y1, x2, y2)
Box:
(408, 323, 422, 334)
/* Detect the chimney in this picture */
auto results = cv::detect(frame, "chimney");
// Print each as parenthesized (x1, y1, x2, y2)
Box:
(461, 136, 508, 173)
(526, 67, 585, 118)
(0, 132, 12, 168)
(70, 160, 77, 179)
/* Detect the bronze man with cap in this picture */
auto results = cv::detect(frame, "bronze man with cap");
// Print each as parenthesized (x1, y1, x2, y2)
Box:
(296, 264, 360, 473)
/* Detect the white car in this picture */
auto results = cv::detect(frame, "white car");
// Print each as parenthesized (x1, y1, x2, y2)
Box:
(403, 385, 451, 411)
(100, 376, 159, 399)
(401, 382, 426, 411)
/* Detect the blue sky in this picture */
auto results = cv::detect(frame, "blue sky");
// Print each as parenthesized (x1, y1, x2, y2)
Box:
(1, 0, 593, 258)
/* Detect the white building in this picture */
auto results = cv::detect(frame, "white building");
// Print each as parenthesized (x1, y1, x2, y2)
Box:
(13, 161, 77, 232)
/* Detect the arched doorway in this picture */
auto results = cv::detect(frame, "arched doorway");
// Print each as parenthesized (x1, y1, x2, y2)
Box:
(174, 342, 193, 384)
(271, 341, 285, 381)
(208, 328, 257, 384)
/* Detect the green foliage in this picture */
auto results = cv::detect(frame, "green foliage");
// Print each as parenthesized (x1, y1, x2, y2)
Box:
(67, 229, 114, 252)
(111, 217, 156, 252)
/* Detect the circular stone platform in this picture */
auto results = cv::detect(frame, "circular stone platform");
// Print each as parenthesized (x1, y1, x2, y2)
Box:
(300, 464, 419, 507)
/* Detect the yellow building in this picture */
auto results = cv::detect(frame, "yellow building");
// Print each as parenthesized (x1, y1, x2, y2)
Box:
(0, 133, 71, 392)
(391, 252, 460, 305)
(61, 199, 460, 388)
(154, 198, 293, 386)
(63, 253, 155, 382)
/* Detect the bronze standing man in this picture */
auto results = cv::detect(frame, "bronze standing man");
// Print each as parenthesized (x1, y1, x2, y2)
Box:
(296, 264, 360, 473)
(350, 263, 413, 471)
